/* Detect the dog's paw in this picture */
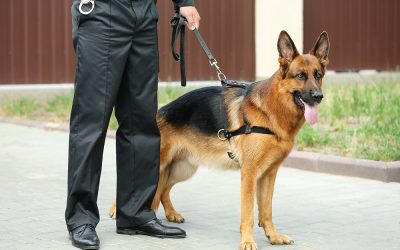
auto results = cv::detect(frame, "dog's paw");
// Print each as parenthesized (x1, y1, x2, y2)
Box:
(166, 211, 185, 223)
(268, 234, 293, 245)
(240, 241, 258, 250)
(109, 202, 116, 219)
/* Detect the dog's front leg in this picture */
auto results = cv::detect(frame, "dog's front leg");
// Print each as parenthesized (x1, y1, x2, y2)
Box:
(257, 168, 293, 245)
(239, 164, 258, 250)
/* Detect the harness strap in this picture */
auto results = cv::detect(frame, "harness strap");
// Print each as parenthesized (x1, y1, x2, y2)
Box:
(221, 79, 247, 89)
(219, 124, 275, 141)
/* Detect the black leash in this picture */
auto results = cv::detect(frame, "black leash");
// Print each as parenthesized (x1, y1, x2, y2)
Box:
(170, 13, 226, 86)
(170, 13, 275, 160)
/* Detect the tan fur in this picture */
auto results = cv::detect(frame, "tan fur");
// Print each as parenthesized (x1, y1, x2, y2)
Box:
(109, 31, 329, 250)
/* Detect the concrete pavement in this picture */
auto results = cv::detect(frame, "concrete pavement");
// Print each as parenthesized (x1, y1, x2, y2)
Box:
(0, 122, 399, 250)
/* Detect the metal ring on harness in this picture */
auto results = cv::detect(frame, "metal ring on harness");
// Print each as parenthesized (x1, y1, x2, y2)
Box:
(79, 0, 95, 15)
(217, 129, 228, 141)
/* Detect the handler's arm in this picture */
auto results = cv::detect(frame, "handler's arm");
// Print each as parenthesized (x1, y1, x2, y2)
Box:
(172, 0, 200, 30)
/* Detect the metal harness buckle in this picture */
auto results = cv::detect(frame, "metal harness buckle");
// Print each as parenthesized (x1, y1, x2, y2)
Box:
(79, 0, 95, 15)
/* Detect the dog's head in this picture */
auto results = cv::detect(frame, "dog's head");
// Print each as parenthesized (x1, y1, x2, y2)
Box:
(277, 31, 330, 125)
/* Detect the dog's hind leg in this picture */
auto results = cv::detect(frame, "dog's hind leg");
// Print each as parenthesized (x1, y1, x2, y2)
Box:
(257, 168, 293, 245)
(151, 166, 171, 211)
(109, 166, 169, 219)
(161, 160, 198, 223)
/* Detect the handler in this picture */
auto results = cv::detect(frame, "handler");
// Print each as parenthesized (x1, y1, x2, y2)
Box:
(65, 0, 200, 249)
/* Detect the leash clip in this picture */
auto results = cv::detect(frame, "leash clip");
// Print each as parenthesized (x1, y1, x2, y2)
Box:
(79, 0, 95, 15)
(210, 59, 227, 81)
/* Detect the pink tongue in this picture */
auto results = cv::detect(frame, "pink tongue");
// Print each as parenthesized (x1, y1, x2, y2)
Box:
(303, 101, 319, 125)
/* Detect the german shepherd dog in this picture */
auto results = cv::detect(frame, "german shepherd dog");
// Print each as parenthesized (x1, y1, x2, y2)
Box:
(110, 31, 329, 249)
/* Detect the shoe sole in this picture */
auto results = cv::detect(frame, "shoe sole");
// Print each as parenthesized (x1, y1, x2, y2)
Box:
(71, 241, 99, 250)
(116, 228, 186, 239)
(69, 235, 100, 250)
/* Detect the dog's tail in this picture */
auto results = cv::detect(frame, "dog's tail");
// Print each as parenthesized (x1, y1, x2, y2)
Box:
(109, 201, 117, 219)
(151, 166, 171, 211)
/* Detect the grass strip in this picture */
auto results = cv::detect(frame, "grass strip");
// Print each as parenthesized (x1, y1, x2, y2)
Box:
(1, 81, 399, 161)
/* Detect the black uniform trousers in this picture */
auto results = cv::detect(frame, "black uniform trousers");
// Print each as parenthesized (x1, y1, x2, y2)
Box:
(66, 0, 160, 231)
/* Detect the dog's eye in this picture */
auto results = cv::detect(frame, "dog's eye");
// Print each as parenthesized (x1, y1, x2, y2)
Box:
(296, 73, 306, 81)
(314, 72, 322, 80)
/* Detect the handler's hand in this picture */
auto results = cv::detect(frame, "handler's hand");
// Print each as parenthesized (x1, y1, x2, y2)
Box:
(179, 6, 200, 30)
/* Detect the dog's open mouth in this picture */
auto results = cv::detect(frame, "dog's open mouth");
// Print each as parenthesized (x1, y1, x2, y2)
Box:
(293, 92, 319, 125)
(293, 92, 304, 112)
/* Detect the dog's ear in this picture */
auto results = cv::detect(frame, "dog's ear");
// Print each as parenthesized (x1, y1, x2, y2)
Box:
(310, 31, 330, 66)
(277, 31, 299, 65)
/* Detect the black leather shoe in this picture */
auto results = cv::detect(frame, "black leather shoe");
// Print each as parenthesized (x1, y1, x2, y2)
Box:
(117, 219, 186, 238)
(69, 224, 100, 249)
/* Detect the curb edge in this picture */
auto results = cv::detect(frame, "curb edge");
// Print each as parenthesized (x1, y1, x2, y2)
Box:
(1, 117, 399, 183)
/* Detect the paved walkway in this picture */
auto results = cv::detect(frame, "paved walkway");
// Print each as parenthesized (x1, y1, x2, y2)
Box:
(0, 122, 399, 250)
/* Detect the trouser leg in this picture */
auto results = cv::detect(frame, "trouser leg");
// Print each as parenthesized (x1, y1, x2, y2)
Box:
(115, 1, 160, 227)
(65, 0, 136, 231)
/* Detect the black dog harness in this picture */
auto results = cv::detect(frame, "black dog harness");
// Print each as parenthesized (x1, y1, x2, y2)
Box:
(170, 13, 275, 160)
(217, 80, 275, 141)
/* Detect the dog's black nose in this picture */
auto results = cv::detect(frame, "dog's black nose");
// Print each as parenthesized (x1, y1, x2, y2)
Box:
(311, 90, 323, 102)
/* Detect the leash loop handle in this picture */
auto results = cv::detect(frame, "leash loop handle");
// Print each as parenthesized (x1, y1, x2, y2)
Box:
(79, 0, 95, 15)
(170, 13, 186, 61)
(170, 13, 187, 86)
